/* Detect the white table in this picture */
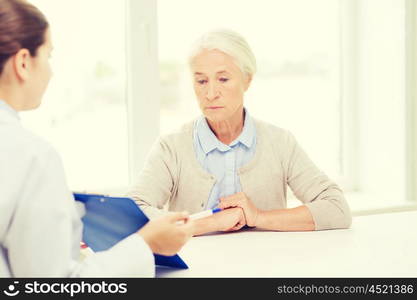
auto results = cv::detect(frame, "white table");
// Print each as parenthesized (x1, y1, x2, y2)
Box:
(156, 210, 417, 277)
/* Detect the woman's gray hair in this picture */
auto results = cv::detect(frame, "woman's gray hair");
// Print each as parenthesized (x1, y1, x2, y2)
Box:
(189, 29, 257, 78)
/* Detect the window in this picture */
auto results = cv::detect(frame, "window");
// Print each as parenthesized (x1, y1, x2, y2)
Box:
(20, 0, 416, 213)
(21, 0, 129, 192)
(347, 0, 409, 212)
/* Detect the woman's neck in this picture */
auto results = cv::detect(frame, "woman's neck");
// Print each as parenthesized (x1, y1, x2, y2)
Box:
(0, 87, 25, 111)
(207, 108, 245, 145)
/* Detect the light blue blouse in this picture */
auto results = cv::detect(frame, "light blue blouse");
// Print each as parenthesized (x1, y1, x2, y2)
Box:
(193, 109, 257, 209)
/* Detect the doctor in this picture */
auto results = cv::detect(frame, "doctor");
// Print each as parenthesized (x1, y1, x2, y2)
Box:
(0, 0, 194, 277)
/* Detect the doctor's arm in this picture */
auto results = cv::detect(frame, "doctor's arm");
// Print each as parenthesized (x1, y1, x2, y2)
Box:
(5, 146, 191, 277)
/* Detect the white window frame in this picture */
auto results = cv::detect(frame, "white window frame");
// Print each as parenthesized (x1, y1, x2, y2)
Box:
(405, 0, 417, 204)
(339, 0, 360, 192)
(126, 0, 160, 184)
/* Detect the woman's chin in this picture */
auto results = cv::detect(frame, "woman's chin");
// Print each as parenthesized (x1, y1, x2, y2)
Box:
(203, 111, 228, 122)
(24, 100, 42, 111)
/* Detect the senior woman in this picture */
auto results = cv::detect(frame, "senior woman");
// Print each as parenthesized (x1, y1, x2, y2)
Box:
(128, 29, 352, 235)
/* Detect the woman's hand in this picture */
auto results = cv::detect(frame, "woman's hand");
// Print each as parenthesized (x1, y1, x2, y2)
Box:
(138, 212, 194, 256)
(218, 192, 260, 227)
(191, 207, 246, 235)
(212, 207, 246, 232)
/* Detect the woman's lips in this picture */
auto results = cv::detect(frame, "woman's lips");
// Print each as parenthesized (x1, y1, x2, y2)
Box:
(206, 106, 224, 110)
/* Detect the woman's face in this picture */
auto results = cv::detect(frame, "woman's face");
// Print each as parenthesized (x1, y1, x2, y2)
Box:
(25, 28, 53, 110)
(191, 49, 251, 123)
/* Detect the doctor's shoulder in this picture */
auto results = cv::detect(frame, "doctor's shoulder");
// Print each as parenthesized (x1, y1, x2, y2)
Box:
(6, 124, 63, 169)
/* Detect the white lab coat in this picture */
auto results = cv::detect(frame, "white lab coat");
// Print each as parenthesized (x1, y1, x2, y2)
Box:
(0, 100, 155, 277)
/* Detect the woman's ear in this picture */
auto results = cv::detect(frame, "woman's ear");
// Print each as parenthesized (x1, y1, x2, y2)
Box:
(243, 74, 252, 91)
(13, 48, 31, 82)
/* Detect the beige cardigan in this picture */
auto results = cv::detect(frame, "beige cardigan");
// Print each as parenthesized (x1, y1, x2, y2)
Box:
(127, 118, 352, 230)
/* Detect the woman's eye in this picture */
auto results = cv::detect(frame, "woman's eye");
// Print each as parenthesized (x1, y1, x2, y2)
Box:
(219, 77, 229, 83)
(197, 79, 207, 84)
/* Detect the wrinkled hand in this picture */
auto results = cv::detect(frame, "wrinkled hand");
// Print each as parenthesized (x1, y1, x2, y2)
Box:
(138, 212, 194, 256)
(218, 192, 260, 227)
(211, 207, 246, 232)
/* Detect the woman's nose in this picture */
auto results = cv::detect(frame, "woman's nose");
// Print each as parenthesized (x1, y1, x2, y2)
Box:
(206, 83, 219, 101)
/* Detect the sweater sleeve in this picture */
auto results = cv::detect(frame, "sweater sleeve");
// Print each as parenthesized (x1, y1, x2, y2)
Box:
(127, 137, 176, 219)
(284, 131, 352, 230)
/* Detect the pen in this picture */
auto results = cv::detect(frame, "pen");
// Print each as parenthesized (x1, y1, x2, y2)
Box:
(176, 208, 222, 224)
(189, 207, 222, 220)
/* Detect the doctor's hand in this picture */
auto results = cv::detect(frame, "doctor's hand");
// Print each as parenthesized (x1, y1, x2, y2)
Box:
(138, 212, 194, 256)
(218, 192, 260, 227)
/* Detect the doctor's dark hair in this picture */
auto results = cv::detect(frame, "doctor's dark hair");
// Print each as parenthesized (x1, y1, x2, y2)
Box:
(0, 0, 48, 75)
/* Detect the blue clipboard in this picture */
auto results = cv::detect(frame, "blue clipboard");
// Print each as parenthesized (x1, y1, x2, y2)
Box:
(73, 193, 188, 269)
